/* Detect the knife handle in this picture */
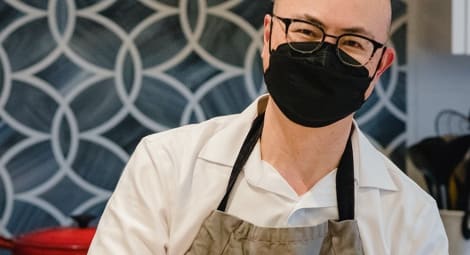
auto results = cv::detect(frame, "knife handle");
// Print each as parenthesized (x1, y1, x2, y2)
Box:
(461, 160, 470, 239)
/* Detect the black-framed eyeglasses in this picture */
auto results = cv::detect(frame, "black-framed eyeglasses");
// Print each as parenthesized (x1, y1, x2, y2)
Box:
(270, 14, 386, 67)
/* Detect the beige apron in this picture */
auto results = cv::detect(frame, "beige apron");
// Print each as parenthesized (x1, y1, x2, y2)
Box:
(186, 114, 364, 255)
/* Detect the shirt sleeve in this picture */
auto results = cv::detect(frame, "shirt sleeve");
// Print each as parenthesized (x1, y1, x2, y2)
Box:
(88, 138, 173, 255)
(397, 200, 449, 255)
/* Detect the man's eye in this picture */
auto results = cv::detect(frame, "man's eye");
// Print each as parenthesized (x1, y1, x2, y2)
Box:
(293, 29, 319, 38)
(299, 29, 314, 36)
(342, 40, 364, 49)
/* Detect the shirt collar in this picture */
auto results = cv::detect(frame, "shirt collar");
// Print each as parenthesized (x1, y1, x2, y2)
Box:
(351, 125, 399, 191)
(198, 94, 398, 192)
(198, 95, 267, 167)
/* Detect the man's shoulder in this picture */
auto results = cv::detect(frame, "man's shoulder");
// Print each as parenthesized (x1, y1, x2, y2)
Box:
(383, 156, 435, 205)
(354, 128, 435, 207)
(356, 145, 447, 254)
(371, 152, 438, 223)
(141, 113, 239, 151)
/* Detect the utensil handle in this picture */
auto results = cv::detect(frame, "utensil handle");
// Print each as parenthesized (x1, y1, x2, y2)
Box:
(71, 214, 96, 228)
(462, 212, 470, 240)
(0, 236, 14, 250)
(439, 184, 448, 209)
(461, 160, 470, 239)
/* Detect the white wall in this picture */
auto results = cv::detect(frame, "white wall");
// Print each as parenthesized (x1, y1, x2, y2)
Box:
(408, 0, 470, 146)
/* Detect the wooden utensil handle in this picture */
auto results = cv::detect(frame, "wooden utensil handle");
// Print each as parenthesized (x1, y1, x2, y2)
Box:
(462, 160, 470, 239)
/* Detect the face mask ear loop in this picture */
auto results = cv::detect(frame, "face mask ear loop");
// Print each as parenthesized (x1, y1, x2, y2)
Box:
(360, 47, 386, 103)
(370, 47, 387, 80)
(268, 14, 274, 55)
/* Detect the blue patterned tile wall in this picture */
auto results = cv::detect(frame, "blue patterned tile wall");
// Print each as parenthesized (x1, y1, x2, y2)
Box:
(0, 0, 407, 245)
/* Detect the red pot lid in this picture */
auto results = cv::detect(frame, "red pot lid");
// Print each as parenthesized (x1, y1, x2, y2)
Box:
(15, 227, 96, 250)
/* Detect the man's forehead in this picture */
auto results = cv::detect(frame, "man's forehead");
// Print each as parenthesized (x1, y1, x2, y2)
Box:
(272, 0, 391, 13)
(273, 0, 391, 40)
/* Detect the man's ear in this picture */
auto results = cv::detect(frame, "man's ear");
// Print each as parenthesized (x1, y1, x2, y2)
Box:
(375, 47, 395, 78)
(262, 14, 272, 71)
(364, 47, 396, 99)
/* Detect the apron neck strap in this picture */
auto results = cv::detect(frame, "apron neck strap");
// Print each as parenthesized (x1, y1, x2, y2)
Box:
(217, 114, 356, 221)
(336, 132, 355, 221)
(217, 113, 265, 211)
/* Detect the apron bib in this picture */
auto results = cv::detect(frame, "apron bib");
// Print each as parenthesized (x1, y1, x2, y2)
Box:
(185, 114, 364, 255)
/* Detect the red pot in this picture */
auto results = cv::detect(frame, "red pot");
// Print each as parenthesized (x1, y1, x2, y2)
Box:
(0, 216, 96, 255)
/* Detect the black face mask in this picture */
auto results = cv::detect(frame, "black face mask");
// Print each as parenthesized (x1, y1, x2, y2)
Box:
(264, 42, 380, 127)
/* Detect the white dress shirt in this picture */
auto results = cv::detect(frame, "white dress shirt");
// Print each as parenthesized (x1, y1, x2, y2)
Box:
(88, 95, 448, 255)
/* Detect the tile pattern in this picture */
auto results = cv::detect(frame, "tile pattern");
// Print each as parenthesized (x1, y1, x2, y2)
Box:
(0, 0, 407, 238)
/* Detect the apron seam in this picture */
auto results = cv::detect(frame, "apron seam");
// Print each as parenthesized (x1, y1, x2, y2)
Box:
(219, 220, 245, 255)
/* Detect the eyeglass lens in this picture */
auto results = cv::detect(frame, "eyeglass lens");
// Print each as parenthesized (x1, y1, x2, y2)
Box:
(282, 19, 375, 66)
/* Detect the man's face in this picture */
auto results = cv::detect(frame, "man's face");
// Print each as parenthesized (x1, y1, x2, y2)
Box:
(262, 0, 395, 98)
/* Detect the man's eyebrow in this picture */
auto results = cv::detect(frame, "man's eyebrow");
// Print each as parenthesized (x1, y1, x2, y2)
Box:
(341, 27, 375, 39)
(300, 13, 376, 39)
(299, 14, 325, 27)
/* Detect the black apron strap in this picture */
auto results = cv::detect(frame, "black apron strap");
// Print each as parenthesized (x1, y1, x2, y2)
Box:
(217, 113, 356, 222)
(336, 135, 355, 221)
(217, 113, 265, 211)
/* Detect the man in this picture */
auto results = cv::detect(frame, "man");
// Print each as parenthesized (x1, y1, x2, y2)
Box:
(89, 0, 448, 254)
